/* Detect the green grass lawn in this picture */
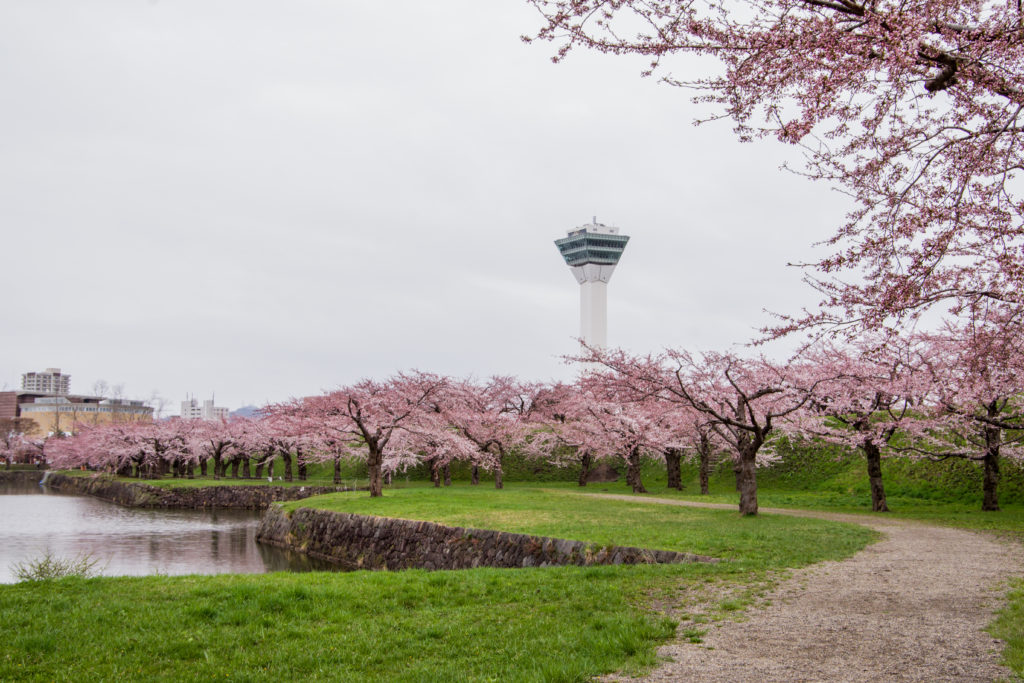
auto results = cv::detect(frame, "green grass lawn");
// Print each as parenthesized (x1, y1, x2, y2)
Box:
(0, 567, 683, 682)
(0, 484, 875, 682)
(287, 485, 875, 569)
(991, 578, 1024, 676)
(568, 483, 1024, 538)
(11, 450, 1022, 681)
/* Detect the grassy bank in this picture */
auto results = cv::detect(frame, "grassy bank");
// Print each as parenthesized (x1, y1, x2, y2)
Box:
(991, 578, 1024, 675)
(0, 486, 874, 682)
(287, 485, 874, 568)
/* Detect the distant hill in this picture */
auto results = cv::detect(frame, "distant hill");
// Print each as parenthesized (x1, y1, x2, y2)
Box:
(230, 405, 262, 418)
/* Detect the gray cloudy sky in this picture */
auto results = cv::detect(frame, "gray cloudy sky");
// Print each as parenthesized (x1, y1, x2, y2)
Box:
(1, 0, 849, 411)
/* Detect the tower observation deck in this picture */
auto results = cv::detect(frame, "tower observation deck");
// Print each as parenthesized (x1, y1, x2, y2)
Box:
(554, 218, 630, 349)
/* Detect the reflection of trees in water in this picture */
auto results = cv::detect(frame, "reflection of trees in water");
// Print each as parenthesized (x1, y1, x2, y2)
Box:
(0, 479, 46, 496)
(0, 482, 346, 580)
(257, 542, 340, 573)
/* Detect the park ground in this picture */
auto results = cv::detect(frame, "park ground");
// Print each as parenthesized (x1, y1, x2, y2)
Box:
(1, 450, 1023, 682)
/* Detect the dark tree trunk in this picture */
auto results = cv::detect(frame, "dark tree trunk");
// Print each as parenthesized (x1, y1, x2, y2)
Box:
(172, 461, 181, 478)
(730, 398, 762, 515)
(430, 459, 441, 487)
(442, 464, 451, 487)
(665, 448, 683, 490)
(578, 451, 592, 487)
(333, 457, 341, 485)
(494, 452, 505, 490)
(230, 459, 240, 479)
(982, 419, 1001, 511)
(259, 451, 274, 479)
(200, 458, 208, 476)
(625, 448, 647, 494)
(298, 460, 307, 481)
(367, 449, 383, 497)
(254, 461, 264, 479)
(471, 465, 479, 485)
(213, 455, 222, 480)
(186, 462, 195, 479)
(863, 439, 889, 512)
(241, 457, 251, 479)
(983, 449, 1000, 511)
(735, 450, 758, 516)
(696, 433, 713, 495)
(282, 452, 293, 482)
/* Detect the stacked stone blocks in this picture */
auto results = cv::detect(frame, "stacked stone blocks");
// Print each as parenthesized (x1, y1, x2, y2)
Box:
(257, 506, 718, 571)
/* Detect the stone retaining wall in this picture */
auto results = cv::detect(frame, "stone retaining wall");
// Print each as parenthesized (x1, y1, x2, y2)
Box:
(44, 473, 354, 509)
(257, 506, 718, 571)
(0, 470, 45, 484)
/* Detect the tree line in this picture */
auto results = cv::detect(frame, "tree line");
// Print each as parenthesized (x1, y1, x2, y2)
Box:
(26, 316, 1021, 515)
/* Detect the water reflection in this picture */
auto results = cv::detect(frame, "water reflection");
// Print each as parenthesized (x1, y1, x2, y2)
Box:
(0, 479, 338, 583)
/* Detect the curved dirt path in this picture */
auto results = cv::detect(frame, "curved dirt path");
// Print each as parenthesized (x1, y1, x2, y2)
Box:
(589, 494, 1024, 682)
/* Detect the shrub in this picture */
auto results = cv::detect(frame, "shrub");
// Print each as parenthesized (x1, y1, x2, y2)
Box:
(11, 551, 102, 581)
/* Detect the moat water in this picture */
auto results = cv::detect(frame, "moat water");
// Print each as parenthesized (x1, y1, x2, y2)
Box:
(0, 478, 336, 583)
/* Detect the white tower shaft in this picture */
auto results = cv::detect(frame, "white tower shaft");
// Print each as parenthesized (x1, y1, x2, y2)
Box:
(580, 280, 608, 348)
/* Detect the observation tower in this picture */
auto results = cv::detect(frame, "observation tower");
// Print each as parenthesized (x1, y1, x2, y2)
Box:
(554, 218, 630, 349)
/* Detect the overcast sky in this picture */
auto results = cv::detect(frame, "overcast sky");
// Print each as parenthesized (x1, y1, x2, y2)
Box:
(1, 1, 850, 412)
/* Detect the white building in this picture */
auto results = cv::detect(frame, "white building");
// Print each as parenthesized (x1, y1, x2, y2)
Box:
(21, 368, 71, 395)
(554, 218, 630, 348)
(181, 397, 230, 421)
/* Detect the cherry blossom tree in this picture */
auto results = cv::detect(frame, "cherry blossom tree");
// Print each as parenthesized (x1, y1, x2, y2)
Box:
(579, 395, 666, 493)
(43, 426, 96, 471)
(47, 422, 149, 475)
(306, 421, 363, 485)
(905, 317, 1024, 510)
(577, 371, 689, 493)
(258, 407, 316, 482)
(393, 417, 476, 487)
(234, 415, 280, 480)
(1, 424, 22, 470)
(0, 429, 45, 469)
(189, 418, 240, 480)
(652, 404, 722, 494)
(136, 420, 196, 478)
(583, 347, 820, 515)
(441, 377, 535, 489)
(528, 382, 602, 486)
(526, 0, 1024, 333)
(295, 372, 448, 497)
(795, 338, 920, 511)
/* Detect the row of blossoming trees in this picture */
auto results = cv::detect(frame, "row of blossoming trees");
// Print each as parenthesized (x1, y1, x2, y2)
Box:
(35, 314, 1023, 515)
(512, 0, 1024, 515)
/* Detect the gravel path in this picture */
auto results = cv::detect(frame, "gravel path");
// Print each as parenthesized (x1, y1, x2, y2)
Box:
(590, 494, 1024, 682)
